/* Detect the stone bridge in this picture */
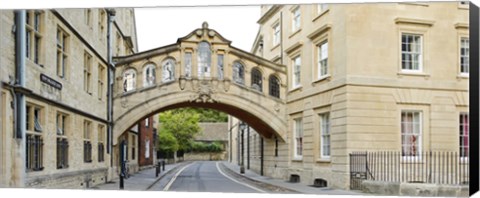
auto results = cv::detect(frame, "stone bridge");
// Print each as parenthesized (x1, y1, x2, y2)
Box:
(112, 23, 288, 145)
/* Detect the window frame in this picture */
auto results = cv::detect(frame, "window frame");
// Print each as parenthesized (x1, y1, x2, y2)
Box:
(401, 33, 423, 72)
(56, 27, 69, 79)
(293, 118, 303, 160)
(292, 55, 301, 88)
(459, 112, 469, 161)
(459, 37, 469, 76)
(291, 6, 301, 33)
(83, 120, 93, 163)
(83, 51, 93, 93)
(98, 124, 105, 163)
(251, 68, 263, 92)
(26, 103, 44, 171)
(25, 10, 43, 66)
(98, 64, 105, 100)
(400, 110, 423, 161)
(123, 69, 136, 93)
(143, 63, 156, 87)
(320, 113, 331, 159)
(217, 53, 225, 80)
(197, 42, 212, 78)
(162, 59, 176, 83)
(233, 61, 245, 85)
(268, 75, 280, 98)
(318, 40, 329, 78)
(273, 22, 281, 47)
(184, 51, 193, 78)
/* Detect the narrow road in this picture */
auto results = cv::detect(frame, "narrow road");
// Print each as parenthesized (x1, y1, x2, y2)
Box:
(151, 161, 263, 193)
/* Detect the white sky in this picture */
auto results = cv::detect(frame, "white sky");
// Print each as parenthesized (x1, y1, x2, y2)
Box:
(134, 6, 261, 52)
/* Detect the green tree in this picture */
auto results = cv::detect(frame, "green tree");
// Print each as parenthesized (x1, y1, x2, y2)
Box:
(157, 130, 179, 154)
(158, 110, 202, 151)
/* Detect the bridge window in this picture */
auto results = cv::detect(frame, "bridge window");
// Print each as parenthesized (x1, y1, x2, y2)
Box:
(251, 68, 262, 92)
(233, 62, 245, 85)
(217, 54, 224, 80)
(123, 69, 136, 92)
(269, 75, 280, 98)
(143, 64, 156, 87)
(184, 52, 192, 78)
(198, 42, 211, 78)
(162, 59, 175, 83)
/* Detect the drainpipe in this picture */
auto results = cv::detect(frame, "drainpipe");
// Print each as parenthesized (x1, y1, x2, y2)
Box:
(107, 9, 116, 165)
(260, 137, 264, 176)
(247, 125, 250, 170)
(14, 10, 27, 187)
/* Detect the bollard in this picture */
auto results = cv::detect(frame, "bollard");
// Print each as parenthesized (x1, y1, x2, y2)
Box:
(155, 163, 160, 177)
(162, 161, 165, 171)
(119, 174, 124, 189)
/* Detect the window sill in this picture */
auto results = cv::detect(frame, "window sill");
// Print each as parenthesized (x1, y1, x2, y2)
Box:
(288, 85, 302, 93)
(271, 43, 280, 51)
(316, 158, 331, 163)
(312, 74, 331, 84)
(139, 85, 156, 92)
(312, 9, 330, 22)
(289, 29, 302, 38)
(397, 71, 430, 78)
(292, 157, 303, 162)
(457, 74, 469, 79)
(122, 90, 137, 97)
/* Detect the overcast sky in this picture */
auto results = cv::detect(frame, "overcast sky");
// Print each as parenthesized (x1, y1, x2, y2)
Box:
(135, 6, 261, 52)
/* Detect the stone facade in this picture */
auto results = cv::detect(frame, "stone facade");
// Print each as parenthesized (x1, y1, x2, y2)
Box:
(0, 8, 138, 188)
(229, 2, 469, 190)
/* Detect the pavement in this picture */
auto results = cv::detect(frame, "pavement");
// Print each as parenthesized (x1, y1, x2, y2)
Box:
(91, 161, 188, 191)
(91, 160, 364, 195)
(220, 161, 364, 195)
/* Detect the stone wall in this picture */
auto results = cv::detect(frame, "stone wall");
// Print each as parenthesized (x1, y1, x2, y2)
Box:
(26, 168, 108, 189)
(362, 181, 469, 197)
(184, 152, 227, 161)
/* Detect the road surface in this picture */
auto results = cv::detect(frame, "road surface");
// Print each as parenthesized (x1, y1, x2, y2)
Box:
(150, 161, 264, 193)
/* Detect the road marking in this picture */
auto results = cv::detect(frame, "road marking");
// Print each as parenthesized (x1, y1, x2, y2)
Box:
(215, 162, 266, 193)
(163, 162, 195, 191)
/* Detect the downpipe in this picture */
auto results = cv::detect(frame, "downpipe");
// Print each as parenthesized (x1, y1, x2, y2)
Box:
(14, 10, 27, 187)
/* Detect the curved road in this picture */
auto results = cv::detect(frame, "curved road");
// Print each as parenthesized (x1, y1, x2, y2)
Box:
(154, 161, 263, 193)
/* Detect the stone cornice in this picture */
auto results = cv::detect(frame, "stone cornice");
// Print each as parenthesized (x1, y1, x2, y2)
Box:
(307, 24, 332, 40)
(455, 22, 469, 29)
(257, 5, 282, 25)
(394, 17, 435, 26)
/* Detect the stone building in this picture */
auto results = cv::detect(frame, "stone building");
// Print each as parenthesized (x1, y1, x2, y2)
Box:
(0, 8, 141, 188)
(229, 2, 469, 189)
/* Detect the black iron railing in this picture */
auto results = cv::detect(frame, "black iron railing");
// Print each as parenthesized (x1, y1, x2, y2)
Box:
(98, 143, 104, 162)
(350, 151, 469, 190)
(84, 141, 92, 163)
(26, 134, 44, 171)
(56, 137, 69, 169)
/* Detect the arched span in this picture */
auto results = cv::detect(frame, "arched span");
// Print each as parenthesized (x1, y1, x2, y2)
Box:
(113, 84, 287, 145)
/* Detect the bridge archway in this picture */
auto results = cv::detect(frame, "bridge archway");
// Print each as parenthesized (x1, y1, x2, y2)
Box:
(112, 22, 288, 145)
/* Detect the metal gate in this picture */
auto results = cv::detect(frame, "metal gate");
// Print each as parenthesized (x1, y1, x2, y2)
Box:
(349, 152, 368, 190)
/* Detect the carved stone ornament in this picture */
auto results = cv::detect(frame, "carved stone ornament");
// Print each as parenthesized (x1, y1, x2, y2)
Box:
(190, 80, 217, 103)
(121, 96, 129, 108)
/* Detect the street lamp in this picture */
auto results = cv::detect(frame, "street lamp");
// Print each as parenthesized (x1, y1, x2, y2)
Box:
(239, 122, 247, 174)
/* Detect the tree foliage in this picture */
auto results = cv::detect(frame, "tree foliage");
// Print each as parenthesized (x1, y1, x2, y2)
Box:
(157, 130, 179, 154)
(189, 141, 224, 153)
(158, 109, 201, 151)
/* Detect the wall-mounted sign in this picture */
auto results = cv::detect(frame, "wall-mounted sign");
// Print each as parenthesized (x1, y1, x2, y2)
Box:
(40, 74, 62, 90)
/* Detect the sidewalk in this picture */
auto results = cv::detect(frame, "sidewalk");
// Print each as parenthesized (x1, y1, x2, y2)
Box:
(220, 161, 364, 195)
(91, 162, 185, 191)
